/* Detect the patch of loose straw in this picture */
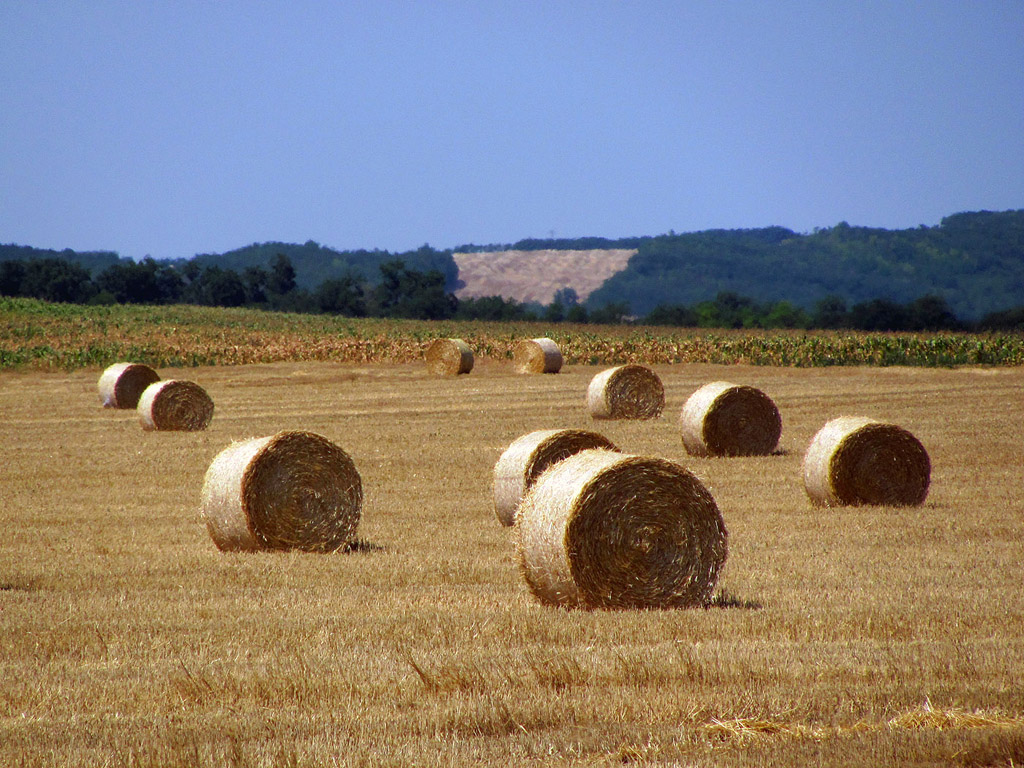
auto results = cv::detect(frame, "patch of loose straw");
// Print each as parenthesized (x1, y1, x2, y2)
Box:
(137, 380, 214, 431)
(680, 381, 782, 457)
(492, 428, 619, 527)
(888, 701, 1023, 731)
(512, 337, 563, 374)
(425, 338, 474, 375)
(200, 430, 362, 552)
(586, 364, 665, 420)
(515, 449, 727, 609)
(97, 362, 160, 409)
(803, 416, 930, 506)
(700, 717, 824, 744)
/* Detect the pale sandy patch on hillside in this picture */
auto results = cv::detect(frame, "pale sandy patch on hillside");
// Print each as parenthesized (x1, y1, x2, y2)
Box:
(452, 249, 636, 305)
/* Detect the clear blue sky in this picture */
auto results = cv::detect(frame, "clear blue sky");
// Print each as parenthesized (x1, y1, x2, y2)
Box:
(2, 1, 1022, 260)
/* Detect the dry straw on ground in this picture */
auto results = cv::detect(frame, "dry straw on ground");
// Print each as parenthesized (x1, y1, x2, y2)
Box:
(200, 430, 362, 552)
(680, 381, 782, 457)
(514, 449, 728, 609)
(512, 337, 563, 374)
(803, 416, 931, 506)
(137, 380, 214, 431)
(97, 362, 160, 409)
(586, 364, 665, 420)
(424, 338, 474, 376)
(492, 428, 619, 527)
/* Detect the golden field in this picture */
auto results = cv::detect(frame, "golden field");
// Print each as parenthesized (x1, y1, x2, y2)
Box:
(1, 356, 1023, 767)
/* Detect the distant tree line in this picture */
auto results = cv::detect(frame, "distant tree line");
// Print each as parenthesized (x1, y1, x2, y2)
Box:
(2, 252, 1023, 331)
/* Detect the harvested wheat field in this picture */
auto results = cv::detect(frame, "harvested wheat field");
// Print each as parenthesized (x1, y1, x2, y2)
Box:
(1, 360, 1023, 767)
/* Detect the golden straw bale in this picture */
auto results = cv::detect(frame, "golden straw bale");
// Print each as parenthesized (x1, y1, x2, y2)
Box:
(97, 362, 160, 409)
(586, 364, 665, 420)
(493, 428, 619, 527)
(137, 380, 214, 431)
(803, 416, 931, 507)
(515, 449, 728, 609)
(425, 338, 474, 375)
(512, 337, 563, 374)
(200, 431, 362, 552)
(680, 381, 782, 457)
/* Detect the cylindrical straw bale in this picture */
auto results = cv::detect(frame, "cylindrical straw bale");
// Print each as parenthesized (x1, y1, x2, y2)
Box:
(493, 429, 619, 527)
(98, 362, 160, 409)
(512, 337, 563, 374)
(200, 431, 362, 552)
(425, 338, 474, 375)
(137, 380, 214, 431)
(515, 449, 728, 609)
(586, 364, 665, 420)
(680, 381, 782, 457)
(803, 417, 931, 507)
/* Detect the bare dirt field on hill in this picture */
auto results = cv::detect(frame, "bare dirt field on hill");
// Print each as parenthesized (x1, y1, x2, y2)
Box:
(1, 360, 1023, 766)
(452, 249, 636, 305)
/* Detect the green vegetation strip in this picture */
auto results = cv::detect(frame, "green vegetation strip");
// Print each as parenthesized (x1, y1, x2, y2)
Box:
(1, 297, 1021, 371)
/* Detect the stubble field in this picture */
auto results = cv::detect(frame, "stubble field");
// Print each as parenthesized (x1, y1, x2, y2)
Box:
(1, 358, 1022, 767)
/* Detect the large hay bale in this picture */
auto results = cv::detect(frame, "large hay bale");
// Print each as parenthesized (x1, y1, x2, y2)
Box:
(512, 337, 563, 374)
(515, 449, 728, 609)
(803, 416, 931, 507)
(97, 362, 160, 409)
(680, 381, 782, 457)
(425, 338, 474, 375)
(137, 380, 214, 431)
(586, 364, 665, 420)
(493, 428, 619, 527)
(200, 431, 362, 552)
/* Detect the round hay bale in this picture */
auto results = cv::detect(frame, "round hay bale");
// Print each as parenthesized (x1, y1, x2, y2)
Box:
(97, 362, 160, 409)
(200, 431, 363, 552)
(515, 449, 728, 609)
(512, 337, 563, 374)
(137, 380, 214, 431)
(680, 381, 782, 457)
(802, 416, 931, 507)
(425, 338, 474, 376)
(493, 428, 619, 527)
(586, 364, 665, 420)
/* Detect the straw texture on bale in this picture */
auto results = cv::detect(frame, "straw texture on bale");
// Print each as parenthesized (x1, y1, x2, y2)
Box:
(200, 431, 362, 552)
(680, 381, 782, 457)
(512, 337, 563, 374)
(493, 428, 619, 527)
(586, 364, 665, 420)
(425, 338, 474, 375)
(137, 380, 214, 431)
(97, 362, 160, 409)
(803, 416, 931, 507)
(515, 449, 728, 609)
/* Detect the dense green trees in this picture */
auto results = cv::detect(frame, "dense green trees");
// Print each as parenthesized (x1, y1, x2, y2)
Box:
(0, 249, 1021, 330)
(641, 292, 965, 331)
(585, 211, 1024, 321)
(2, 209, 1023, 327)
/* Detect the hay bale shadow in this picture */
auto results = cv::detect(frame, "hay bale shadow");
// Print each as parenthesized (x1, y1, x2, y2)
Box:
(706, 588, 762, 610)
(341, 538, 387, 554)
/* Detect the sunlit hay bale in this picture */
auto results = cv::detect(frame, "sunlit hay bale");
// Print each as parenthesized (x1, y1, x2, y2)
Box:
(492, 428, 619, 527)
(137, 380, 214, 432)
(514, 449, 728, 609)
(802, 416, 931, 507)
(586, 364, 665, 420)
(680, 381, 782, 457)
(200, 431, 362, 552)
(97, 362, 160, 409)
(425, 338, 474, 375)
(512, 337, 563, 374)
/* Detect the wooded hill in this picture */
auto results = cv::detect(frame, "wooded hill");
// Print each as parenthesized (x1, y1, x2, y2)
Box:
(2, 209, 1022, 320)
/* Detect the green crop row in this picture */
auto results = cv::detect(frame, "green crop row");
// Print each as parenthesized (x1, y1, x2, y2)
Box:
(1, 298, 1021, 371)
